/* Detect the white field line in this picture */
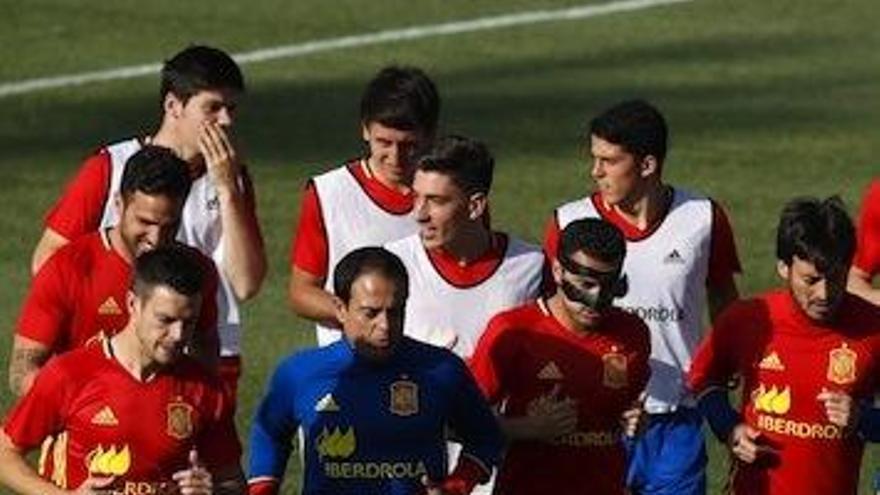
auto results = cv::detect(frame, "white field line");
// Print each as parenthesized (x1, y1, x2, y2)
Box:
(0, 0, 693, 99)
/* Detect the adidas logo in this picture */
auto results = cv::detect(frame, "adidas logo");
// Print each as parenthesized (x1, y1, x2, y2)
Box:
(664, 249, 685, 264)
(91, 406, 119, 426)
(97, 297, 122, 316)
(758, 352, 785, 372)
(537, 361, 564, 380)
(315, 393, 340, 412)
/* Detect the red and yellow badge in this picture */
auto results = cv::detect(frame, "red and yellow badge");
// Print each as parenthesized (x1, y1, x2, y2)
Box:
(827, 343, 857, 385)
(166, 397, 194, 440)
(602, 347, 628, 389)
(389, 377, 419, 417)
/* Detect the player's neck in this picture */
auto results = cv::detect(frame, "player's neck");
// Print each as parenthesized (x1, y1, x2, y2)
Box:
(109, 329, 159, 382)
(606, 182, 669, 230)
(107, 227, 135, 264)
(440, 224, 494, 265)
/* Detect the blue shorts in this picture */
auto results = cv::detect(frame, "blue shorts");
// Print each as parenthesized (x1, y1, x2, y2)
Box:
(626, 407, 707, 495)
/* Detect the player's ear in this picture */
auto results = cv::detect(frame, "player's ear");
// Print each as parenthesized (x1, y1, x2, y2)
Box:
(361, 122, 371, 143)
(776, 260, 791, 281)
(639, 155, 659, 179)
(113, 193, 124, 219)
(126, 289, 139, 315)
(552, 259, 564, 286)
(467, 192, 488, 221)
(333, 296, 347, 325)
(164, 92, 183, 119)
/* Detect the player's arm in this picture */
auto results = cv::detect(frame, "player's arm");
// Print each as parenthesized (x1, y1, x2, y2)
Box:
(287, 182, 341, 327)
(848, 180, 880, 305)
(706, 201, 742, 323)
(200, 123, 267, 302)
(32, 151, 112, 274)
(7, 336, 51, 397)
(247, 360, 299, 495)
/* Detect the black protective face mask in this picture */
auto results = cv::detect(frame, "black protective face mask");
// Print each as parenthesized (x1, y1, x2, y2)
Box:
(558, 256, 627, 311)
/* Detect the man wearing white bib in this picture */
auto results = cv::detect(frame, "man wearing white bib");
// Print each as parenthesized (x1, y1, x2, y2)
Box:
(288, 66, 440, 346)
(544, 100, 741, 495)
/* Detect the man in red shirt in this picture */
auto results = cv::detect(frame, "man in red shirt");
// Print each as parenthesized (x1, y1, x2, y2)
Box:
(288, 66, 440, 345)
(9, 146, 218, 396)
(470, 218, 650, 494)
(848, 180, 880, 304)
(30, 45, 266, 396)
(0, 246, 243, 495)
(689, 196, 880, 495)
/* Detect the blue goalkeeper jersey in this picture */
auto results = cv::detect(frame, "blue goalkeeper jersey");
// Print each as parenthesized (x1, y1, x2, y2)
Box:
(248, 336, 502, 494)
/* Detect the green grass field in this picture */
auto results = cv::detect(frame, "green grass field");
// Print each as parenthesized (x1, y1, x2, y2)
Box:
(2, 0, 880, 492)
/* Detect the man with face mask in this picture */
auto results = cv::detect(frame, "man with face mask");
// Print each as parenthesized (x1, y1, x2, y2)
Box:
(8, 146, 218, 396)
(688, 197, 880, 495)
(469, 218, 651, 495)
(248, 247, 502, 495)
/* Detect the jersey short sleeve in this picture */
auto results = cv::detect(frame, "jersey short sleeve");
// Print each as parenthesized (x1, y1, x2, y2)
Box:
(706, 200, 742, 288)
(16, 250, 75, 348)
(3, 359, 69, 450)
(469, 314, 518, 404)
(44, 151, 112, 240)
(195, 383, 243, 470)
(854, 180, 880, 275)
(687, 300, 757, 393)
(289, 181, 329, 279)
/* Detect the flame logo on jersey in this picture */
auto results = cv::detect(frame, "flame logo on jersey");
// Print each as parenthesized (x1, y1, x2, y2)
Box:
(827, 343, 857, 385)
(752, 384, 791, 415)
(86, 444, 131, 476)
(316, 427, 356, 459)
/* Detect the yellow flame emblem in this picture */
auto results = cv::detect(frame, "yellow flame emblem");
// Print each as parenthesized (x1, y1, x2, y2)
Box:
(86, 444, 131, 476)
(316, 427, 356, 459)
(752, 384, 791, 415)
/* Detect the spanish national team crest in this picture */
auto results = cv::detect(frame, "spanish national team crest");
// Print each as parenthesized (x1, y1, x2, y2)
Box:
(602, 347, 628, 389)
(166, 398, 194, 440)
(389, 377, 419, 417)
(827, 343, 857, 385)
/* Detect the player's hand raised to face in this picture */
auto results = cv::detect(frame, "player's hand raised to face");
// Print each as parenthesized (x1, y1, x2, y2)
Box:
(70, 475, 115, 495)
(728, 423, 776, 463)
(172, 449, 213, 495)
(199, 121, 240, 193)
(817, 388, 858, 429)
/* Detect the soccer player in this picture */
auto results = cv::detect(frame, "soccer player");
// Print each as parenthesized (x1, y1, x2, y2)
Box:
(848, 180, 880, 304)
(30, 45, 266, 395)
(470, 218, 650, 494)
(543, 99, 741, 495)
(9, 146, 218, 396)
(0, 246, 244, 495)
(248, 247, 503, 495)
(385, 134, 544, 359)
(688, 196, 880, 495)
(288, 65, 439, 346)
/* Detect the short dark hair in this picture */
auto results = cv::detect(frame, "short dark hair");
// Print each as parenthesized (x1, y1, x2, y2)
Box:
(160, 45, 244, 105)
(589, 99, 668, 164)
(776, 196, 855, 273)
(360, 66, 440, 135)
(417, 135, 494, 195)
(120, 145, 192, 203)
(333, 247, 409, 304)
(132, 245, 205, 299)
(558, 218, 627, 266)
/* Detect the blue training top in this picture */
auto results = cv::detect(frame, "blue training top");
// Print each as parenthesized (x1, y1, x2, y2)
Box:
(248, 336, 503, 494)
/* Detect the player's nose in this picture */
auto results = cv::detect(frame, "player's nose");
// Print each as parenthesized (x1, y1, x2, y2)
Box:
(590, 158, 604, 179)
(216, 107, 233, 127)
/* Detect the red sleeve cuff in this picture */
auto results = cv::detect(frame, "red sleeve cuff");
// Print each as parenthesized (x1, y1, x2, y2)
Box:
(441, 454, 490, 495)
(248, 479, 278, 495)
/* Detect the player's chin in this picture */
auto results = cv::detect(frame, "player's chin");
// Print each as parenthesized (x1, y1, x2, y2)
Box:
(155, 345, 182, 364)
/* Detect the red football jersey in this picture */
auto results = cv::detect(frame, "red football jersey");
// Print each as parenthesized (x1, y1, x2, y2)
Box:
(44, 147, 117, 240)
(854, 180, 880, 275)
(3, 339, 240, 492)
(17, 230, 218, 353)
(688, 290, 880, 495)
(289, 160, 413, 278)
(469, 299, 650, 495)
